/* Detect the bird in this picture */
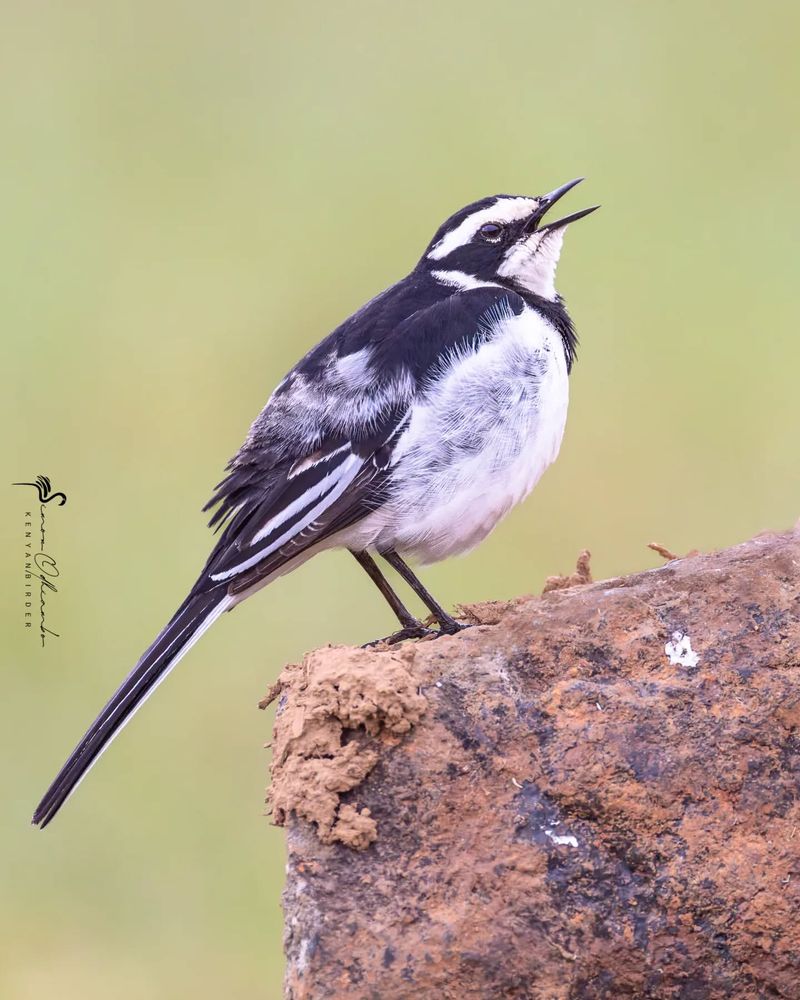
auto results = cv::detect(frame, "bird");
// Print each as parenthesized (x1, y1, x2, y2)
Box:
(32, 178, 597, 828)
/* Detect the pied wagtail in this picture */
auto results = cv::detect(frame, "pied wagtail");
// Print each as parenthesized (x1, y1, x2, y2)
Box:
(33, 178, 597, 827)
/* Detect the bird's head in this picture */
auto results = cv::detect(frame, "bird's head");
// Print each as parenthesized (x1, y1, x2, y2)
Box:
(420, 178, 597, 300)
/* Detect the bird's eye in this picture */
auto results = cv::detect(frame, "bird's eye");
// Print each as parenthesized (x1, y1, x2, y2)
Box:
(479, 223, 504, 242)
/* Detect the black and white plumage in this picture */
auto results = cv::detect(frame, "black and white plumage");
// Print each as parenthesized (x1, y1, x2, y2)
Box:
(33, 178, 597, 827)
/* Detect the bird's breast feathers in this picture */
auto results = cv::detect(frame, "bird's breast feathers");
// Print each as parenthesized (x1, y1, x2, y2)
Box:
(354, 298, 570, 562)
(217, 286, 571, 570)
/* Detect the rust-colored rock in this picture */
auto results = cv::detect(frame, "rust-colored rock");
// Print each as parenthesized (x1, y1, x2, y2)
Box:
(269, 529, 800, 999)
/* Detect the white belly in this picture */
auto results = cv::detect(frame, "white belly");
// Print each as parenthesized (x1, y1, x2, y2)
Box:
(360, 304, 570, 563)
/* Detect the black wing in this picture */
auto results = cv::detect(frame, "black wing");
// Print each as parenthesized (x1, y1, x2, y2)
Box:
(201, 410, 407, 598)
(200, 281, 528, 594)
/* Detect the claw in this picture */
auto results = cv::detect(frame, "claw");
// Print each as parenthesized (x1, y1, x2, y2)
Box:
(362, 620, 472, 648)
(436, 618, 470, 636)
(362, 624, 439, 648)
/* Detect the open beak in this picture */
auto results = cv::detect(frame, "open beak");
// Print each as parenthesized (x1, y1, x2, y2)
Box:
(525, 178, 599, 234)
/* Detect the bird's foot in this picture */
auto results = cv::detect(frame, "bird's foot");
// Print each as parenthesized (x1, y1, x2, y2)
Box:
(362, 624, 437, 648)
(363, 618, 471, 648)
(421, 612, 472, 637)
(439, 618, 471, 636)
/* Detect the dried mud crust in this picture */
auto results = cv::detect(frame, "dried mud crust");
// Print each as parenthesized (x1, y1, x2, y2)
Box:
(273, 529, 800, 1000)
(541, 547, 594, 592)
(262, 645, 427, 849)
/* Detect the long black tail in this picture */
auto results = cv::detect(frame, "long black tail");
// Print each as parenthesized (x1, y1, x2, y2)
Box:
(32, 587, 233, 828)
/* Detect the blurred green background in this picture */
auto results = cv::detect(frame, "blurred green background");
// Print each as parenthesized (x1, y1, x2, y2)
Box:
(2, 0, 798, 996)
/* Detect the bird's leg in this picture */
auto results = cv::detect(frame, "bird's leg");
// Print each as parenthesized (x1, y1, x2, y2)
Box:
(351, 550, 418, 627)
(350, 550, 436, 645)
(380, 550, 466, 635)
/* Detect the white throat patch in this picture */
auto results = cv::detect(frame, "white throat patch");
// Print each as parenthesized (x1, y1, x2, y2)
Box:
(427, 196, 538, 261)
(496, 227, 567, 301)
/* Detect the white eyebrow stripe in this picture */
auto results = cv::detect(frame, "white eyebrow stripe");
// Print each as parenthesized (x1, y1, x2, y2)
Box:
(427, 197, 539, 261)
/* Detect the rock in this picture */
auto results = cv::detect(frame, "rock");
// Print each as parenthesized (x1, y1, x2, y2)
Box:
(268, 529, 800, 999)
